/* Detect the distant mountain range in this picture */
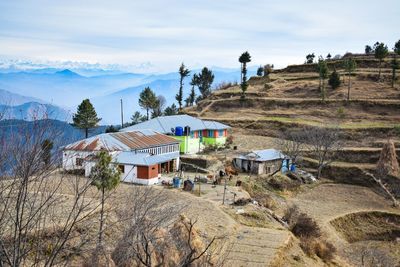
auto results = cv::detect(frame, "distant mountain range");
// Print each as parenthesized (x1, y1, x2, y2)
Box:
(0, 66, 256, 124)
(0, 119, 107, 172)
(0, 119, 106, 145)
(0, 102, 71, 121)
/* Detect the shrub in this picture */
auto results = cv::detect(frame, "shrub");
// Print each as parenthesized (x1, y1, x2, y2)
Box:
(292, 213, 321, 239)
(284, 206, 321, 239)
(283, 205, 300, 226)
(226, 135, 234, 147)
(394, 125, 400, 137)
(314, 240, 336, 262)
(214, 81, 238, 91)
(328, 70, 341, 89)
(254, 193, 276, 210)
(300, 238, 336, 262)
(337, 107, 346, 119)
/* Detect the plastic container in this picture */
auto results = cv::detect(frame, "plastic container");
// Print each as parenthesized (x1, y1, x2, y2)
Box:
(175, 126, 184, 136)
(173, 177, 181, 188)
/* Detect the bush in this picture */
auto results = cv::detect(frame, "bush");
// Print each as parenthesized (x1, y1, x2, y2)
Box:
(254, 193, 276, 210)
(337, 107, 346, 119)
(300, 238, 336, 262)
(283, 205, 300, 226)
(284, 206, 321, 239)
(285, 206, 336, 262)
(214, 81, 238, 91)
(394, 125, 400, 137)
(291, 213, 321, 239)
(328, 70, 341, 89)
(226, 135, 234, 147)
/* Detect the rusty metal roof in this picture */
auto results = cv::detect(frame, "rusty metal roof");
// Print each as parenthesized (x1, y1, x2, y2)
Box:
(64, 129, 179, 151)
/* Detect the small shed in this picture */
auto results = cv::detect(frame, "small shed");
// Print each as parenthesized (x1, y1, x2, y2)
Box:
(234, 149, 286, 175)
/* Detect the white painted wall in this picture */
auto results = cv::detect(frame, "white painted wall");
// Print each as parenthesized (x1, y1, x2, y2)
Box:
(134, 177, 159, 185)
(62, 150, 93, 171)
(120, 165, 137, 183)
(84, 161, 96, 177)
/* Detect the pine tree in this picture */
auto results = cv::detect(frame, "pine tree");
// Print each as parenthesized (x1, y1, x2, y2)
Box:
(131, 111, 146, 124)
(306, 53, 315, 64)
(176, 63, 190, 110)
(197, 67, 214, 99)
(374, 42, 389, 81)
(73, 99, 101, 138)
(139, 87, 157, 120)
(365, 45, 373, 54)
(257, 66, 263, 76)
(392, 39, 400, 88)
(344, 57, 357, 101)
(391, 57, 399, 88)
(188, 82, 196, 106)
(317, 57, 329, 101)
(90, 151, 120, 246)
(239, 51, 251, 98)
(326, 53, 332, 60)
(105, 125, 119, 133)
(164, 104, 178, 115)
(328, 69, 341, 90)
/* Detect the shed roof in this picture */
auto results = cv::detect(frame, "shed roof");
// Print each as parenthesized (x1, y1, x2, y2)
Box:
(236, 149, 285, 162)
(113, 151, 179, 166)
(121, 114, 230, 134)
(64, 129, 179, 151)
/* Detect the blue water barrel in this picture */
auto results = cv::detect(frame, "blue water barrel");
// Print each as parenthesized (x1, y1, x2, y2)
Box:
(173, 177, 181, 188)
(290, 163, 296, 172)
(175, 126, 183, 136)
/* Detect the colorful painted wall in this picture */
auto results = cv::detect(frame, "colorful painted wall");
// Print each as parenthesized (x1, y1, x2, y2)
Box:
(173, 135, 201, 154)
(173, 129, 228, 154)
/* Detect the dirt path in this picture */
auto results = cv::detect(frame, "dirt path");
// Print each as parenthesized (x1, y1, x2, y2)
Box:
(173, 184, 292, 267)
(225, 226, 292, 267)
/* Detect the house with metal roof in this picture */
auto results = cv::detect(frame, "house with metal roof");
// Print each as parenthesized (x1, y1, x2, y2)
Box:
(121, 115, 230, 154)
(62, 129, 180, 185)
(233, 149, 288, 175)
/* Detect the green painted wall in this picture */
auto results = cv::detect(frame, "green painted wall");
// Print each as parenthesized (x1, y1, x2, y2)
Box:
(203, 136, 226, 147)
(173, 136, 201, 154)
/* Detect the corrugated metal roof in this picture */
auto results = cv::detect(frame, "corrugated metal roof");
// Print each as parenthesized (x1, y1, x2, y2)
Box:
(64, 129, 179, 151)
(113, 151, 179, 166)
(121, 114, 230, 134)
(236, 149, 285, 162)
(203, 120, 231, 130)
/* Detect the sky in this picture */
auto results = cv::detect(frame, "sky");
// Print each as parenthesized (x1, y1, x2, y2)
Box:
(0, 0, 399, 72)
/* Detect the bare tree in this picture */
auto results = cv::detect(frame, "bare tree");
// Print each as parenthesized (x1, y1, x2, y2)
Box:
(0, 114, 101, 266)
(276, 130, 306, 166)
(112, 187, 226, 267)
(301, 127, 342, 179)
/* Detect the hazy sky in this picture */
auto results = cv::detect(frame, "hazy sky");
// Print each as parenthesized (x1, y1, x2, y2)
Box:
(0, 0, 399, 72)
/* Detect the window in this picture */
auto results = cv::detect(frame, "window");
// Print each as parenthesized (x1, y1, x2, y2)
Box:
(118, 165, 125, 173)
(218, 130, 224, 137)
(76, 158, 83, 166)
(208, 130, 213, 137)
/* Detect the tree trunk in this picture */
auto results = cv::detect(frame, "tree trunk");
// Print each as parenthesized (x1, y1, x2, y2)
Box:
(392, 54, 397, 88)
(317, 165, 323, 179)
(98, 187, 105, 246)
(378, 60, 382, 81)
(85, 127, 89, 138)
(347, 72, 351, 101)
(146, 108, 149, 120)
